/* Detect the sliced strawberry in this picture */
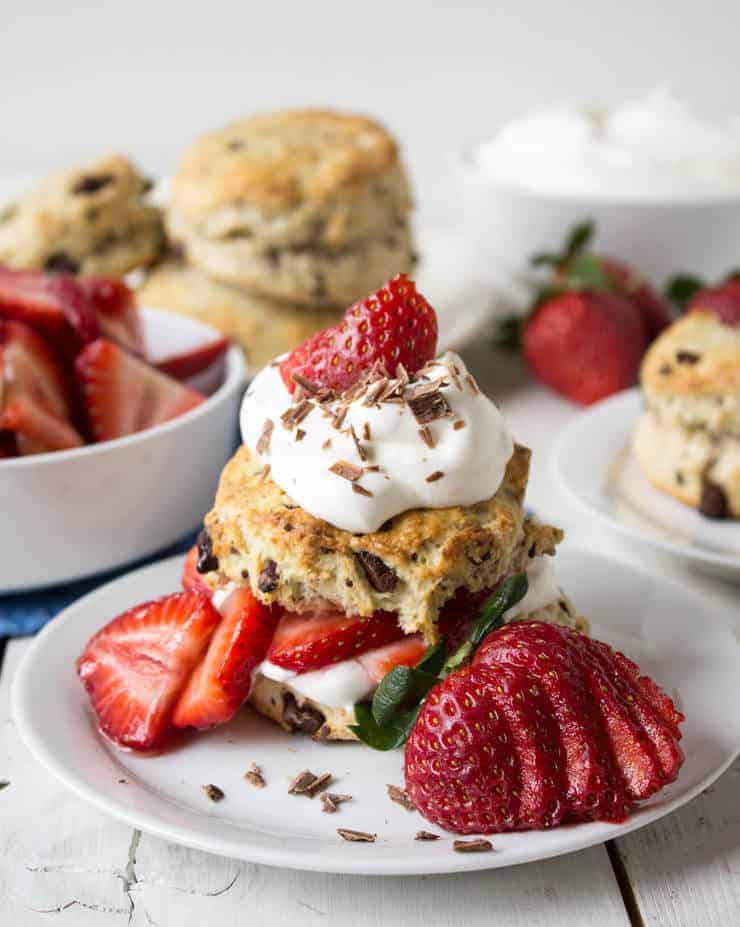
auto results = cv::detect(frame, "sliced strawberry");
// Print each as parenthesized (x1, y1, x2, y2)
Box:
(267, 607, 404, 673)
(181, 545, 212, 598)
(76, 592, 220, 751)
(172, 588, 280, 729)
(0, 397, 83, 453)
(609, 649, 684, 737)
(75, 338, 205, 441)
(437, 586, 493, 653)
(0, 319, 72, 420)
(0, 431, 17, 457)
(79, 277, 145, 355)
(359, 635, 427, 683)
(280, 274, 438, 394)
(475, 621, 631, 822)
(156, 336, 229, 381)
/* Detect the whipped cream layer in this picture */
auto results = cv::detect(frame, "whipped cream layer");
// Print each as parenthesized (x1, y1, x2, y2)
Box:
(240, 352, 514, 534)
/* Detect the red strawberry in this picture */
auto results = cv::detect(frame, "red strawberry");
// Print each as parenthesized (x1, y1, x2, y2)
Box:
(688, 276, 740, 326)
(181, 546, 212, 598)
(280, 274, 438, 393)
(79, 277, 145, 355)
(405, 666, 525, 834)
(76, 592, 220, 750)
(359, 635, 427, 683)
(172, 588, 280, 729)
(156, 336, 229, 380)
(608, 648, 684, 738)
(437, 587, 493, 653)
(522, 290, 646, 405)
(475, 621, 631, 821)
(0, 397, 83, 454)
(75, 338, 204, 441)
(267, 607, 404, 673)
(598, 257, 672, 340)
(0, 432, 17, 457)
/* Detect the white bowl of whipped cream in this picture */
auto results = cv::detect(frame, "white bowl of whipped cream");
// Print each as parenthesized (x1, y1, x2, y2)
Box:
(459, 89, 740, 286)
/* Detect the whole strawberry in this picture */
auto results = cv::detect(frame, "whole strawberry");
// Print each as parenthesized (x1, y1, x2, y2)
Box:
(522, 289, 646, 405)
(688, 275, 740, 326)
(280, 274, 438, 393)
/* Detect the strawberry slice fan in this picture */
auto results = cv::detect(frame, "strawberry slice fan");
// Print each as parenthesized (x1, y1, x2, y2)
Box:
(73, 272, 685, 838)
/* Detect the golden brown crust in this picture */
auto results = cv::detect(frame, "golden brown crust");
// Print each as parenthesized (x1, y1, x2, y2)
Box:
(205, 444, 558, 639)
(137, 258, 342, 367)
(171, 110, 400, 218)
(641, 310, 740, 396)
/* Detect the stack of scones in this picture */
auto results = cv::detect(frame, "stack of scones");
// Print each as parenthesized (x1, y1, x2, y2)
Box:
(140, 109, 417, 368)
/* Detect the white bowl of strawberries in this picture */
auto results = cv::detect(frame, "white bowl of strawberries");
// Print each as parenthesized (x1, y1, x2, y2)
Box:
(0, 268, 246, 593)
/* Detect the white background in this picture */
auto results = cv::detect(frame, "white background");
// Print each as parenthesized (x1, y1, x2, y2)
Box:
(2, 0, 740, 199)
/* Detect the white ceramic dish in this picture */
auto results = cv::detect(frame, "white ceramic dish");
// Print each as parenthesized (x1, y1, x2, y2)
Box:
(0, 308, 247, 593)
(12, 546, 740, 875)
(551, 389, 740, 580)
(456, 147, 740, 287)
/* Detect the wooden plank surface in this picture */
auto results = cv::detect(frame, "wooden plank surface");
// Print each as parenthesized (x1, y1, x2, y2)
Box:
(0, 638, 630, 927)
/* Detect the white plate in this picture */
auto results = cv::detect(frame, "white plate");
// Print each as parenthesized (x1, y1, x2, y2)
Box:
(551, 390, 740, 580)
(12, 547, 740, 875)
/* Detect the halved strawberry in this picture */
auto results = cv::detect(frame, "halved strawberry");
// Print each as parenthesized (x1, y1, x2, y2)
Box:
(75, 338, 205, 441)
(0, 397, 83, 454)
(280, 274, 438, 393)
(79, 277, 145, 355)
(181, 545, 212, 598)
(156, 336, 229, 381)
(0, 319, 72, 421)
(172, 588, 280, 729)
(359, 635, 427, 683)
(267, 607, 405, 673)
(76, 592, 220, 751)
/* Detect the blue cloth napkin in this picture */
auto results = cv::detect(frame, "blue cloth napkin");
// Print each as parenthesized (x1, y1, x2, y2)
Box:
(0, 533, 197, 639)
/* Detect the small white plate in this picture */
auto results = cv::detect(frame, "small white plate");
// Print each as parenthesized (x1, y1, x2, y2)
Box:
(12, 547, 740, 875)
(552, 390, 740, 581)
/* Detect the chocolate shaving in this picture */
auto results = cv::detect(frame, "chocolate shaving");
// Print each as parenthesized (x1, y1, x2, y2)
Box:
(256, 418, 274, 455)
(321, 438, 332, 450)
(321, 792, 352, 813)
(453, 838, 493, 853)
(355, 551, 398, 591)
(364, 464, 381, 472)
(676, 350, 701, 365)
(330, 460, 363, 482)
(362, 422, 371, 441)
(337, 828, 376, 843)
(352, 483, 373, 497)
(244, 763, 266, 788)
(415, 830, 441, 841)
(446, 361, 463, 391)
(350, 424, 367, 461)
(406, 390, 452, 425)
(196, 529, 218, 573)
(291, 373, 321, 394)
(295, 428, 306, 442)
(387, 784, 416, 811)
(364, 378, 388, 406)
(281, 400, 313, 429)
(332, 404, 348, 430)
(404, 378, 445, 401)
(453, 419, 466, 430)
(258, 463, 271, 482)
(465, 373, 481, 395)
(288, 769, 334, 797)
(426, 470, 445, 483)
(202, 784, 225, 802)
(396, 362, 410, 386)
(258, 559, 280, 592)
(418, 425, 435, 449)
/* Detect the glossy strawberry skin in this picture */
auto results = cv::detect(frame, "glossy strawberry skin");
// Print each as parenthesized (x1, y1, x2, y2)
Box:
(76, 592, 220, 751)
(358, 635, 427, 684)
(688, 277, 740, 326)
(172, 588, 281, 730)
(267, 607, 405, 673)
(599, 257, 672, 341)
(522, 290, 647, 405)
(279, 274, 438, 393)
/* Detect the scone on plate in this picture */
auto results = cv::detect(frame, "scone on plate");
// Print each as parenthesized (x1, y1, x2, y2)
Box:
(194, 275, 587, 742)
(634, 296, 740, 518)
(167, 109, 416, 306)
(0, 154, 163, 277)
(137, 256, 342, 368)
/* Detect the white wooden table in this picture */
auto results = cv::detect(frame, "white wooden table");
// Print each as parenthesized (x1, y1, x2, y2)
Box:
(1, 341, 738, 927)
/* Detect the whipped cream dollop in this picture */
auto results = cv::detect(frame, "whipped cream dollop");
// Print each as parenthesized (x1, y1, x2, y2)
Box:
(240, 352, 514, 533)
(475, 88, 740, 199)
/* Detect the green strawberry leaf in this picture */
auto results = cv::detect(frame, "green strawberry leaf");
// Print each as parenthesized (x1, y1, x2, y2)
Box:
(665, 274, 705, 311)
(530, 221, 595, 269)
(416, 640, 447, 675)
(371, 665, 440, 727)
(349, 702, 420, 751)
(493, 314, 523, 351)
(561, 253, 610, 292)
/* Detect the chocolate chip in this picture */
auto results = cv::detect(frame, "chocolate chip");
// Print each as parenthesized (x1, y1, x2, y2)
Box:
(355, 551, 398, 592)
(284, 693, 325, 735)
(241, 569, 249, 579)
(676, 350, 701, 365)
(675, 470, 685, 486)
(43, 252, 79, 274)
(265, 246, 280, 267)
(72, 173, 114, 195)
(659, 363, 673, 375)
(699, 478, 728, 519)
(168, 240, 187, 262)
(227, 139, 245, 151)
(378, 519, 394, 532)
(528, 543, 537, 558)
(140, 177, 154, 194)
(258, 560, 280, 593)
(196, 528, 219, 573)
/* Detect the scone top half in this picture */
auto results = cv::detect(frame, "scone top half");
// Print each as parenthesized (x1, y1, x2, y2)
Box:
(203, 442, 563, 643)
(169, 109, 412, 252)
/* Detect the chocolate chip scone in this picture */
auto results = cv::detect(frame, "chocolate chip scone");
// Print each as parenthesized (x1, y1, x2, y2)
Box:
(137, 257, 343, 368)
(0, 154, 164, 277)
(167, 109, 415, 306)
(634, 306, 740, 518)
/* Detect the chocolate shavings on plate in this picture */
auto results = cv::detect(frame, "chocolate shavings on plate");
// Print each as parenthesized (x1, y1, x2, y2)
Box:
(337, 828, 376, 843)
